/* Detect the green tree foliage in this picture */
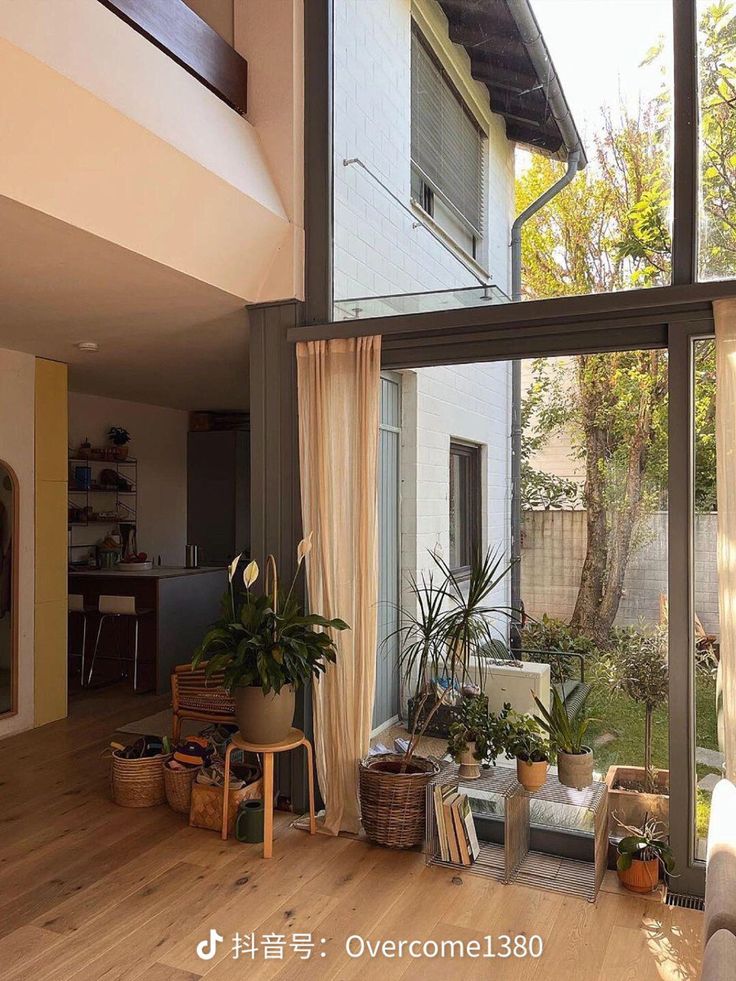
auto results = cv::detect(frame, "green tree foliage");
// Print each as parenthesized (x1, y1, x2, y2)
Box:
(518, 8, 725, 634)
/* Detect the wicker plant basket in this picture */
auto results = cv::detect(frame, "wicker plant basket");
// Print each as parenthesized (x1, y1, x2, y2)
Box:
(111, 751, 171, 808)
(164, 764, 201, 814)
(189, 777, 263, 835)
(359, 753, 439, 849)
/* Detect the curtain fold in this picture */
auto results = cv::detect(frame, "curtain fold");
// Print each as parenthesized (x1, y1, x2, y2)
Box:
(296, 336, 381, 835)
(714, 299, 736, 781)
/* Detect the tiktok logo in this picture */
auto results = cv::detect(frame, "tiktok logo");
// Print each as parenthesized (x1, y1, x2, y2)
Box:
(196, 929, 224, 961)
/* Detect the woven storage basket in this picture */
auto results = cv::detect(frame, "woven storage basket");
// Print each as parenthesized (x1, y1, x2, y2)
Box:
(111, 751, 171, 808)
(164, 764, 201, 814)
(359, 753, 439, 849)
(189, 777, 263, 835)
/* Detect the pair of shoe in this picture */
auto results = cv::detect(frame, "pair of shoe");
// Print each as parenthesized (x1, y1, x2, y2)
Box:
(112, 734, 170, 759)
(195, 760, 260, 789)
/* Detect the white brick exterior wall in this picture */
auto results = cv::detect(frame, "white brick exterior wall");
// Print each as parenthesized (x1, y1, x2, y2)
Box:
(333, 0, 515, 613)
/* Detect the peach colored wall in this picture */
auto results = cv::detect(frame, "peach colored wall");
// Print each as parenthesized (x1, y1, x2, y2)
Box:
(0, 0, 304, 302)
(235, 0, 305, 299)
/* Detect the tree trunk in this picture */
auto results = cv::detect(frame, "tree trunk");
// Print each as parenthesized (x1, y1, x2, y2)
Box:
(570, 351, 663, 645)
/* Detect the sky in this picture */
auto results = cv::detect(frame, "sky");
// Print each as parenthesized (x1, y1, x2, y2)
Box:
(529, 0, 673, 144)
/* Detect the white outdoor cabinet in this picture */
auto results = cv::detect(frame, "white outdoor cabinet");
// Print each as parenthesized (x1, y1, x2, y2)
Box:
(469, 660, 551, 717)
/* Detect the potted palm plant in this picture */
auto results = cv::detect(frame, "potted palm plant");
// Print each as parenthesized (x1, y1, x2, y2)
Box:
(533, 687, 594, 790)
(447, 696, 510, 779)
(193, 538, 347, 744)
(504, 711, 551, 792)
(616, 815, 675, 893)
(399, 547, 515, 737)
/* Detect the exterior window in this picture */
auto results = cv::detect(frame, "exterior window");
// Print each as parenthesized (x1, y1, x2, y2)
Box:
(449, 441, 481, 572)
(410, 25, 485, 261)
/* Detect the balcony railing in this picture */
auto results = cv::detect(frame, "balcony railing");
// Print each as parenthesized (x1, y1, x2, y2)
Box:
(98, 0, 247, 113)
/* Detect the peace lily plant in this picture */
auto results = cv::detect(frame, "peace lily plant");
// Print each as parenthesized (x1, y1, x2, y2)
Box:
(193, 536, 348, 744)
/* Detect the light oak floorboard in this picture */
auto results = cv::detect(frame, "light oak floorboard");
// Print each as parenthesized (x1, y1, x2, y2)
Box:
(0, 688, 703, 981)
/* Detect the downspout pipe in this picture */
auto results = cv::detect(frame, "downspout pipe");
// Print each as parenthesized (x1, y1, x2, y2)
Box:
(509, 149, 582, 648)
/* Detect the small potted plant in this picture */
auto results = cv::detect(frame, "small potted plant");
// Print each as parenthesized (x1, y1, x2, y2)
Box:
(604, 626, 669, 831)
(504, 711, 551, 792)
(533, 687, 594, 790)
(108, 426, 131, 460)
(616, 815, 675, 893)
(193, 537, 347, 744)
(446, 696, 508, 779)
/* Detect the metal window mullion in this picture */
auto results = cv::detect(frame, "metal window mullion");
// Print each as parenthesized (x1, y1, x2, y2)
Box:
(672, 0, 699, 286)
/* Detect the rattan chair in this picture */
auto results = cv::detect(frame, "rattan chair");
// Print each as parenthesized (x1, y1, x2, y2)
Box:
(171, 662, 236, 742)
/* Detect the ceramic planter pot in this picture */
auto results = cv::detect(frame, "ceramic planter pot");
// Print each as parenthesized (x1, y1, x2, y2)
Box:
(557, 747, 594, 790)
(458, 743, 481, 779)
(605, 765, 670, 837)
(516, 757, 549, 792)
(617, 855, 661, 893)
(234, 685, 296, 744)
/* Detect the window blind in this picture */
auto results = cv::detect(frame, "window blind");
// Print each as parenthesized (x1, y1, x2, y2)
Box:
(411, 27, 485, 236)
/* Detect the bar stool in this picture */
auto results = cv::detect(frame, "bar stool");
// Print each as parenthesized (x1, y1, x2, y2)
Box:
(68, 594, 90, 685)
(87, 595, 151, 691)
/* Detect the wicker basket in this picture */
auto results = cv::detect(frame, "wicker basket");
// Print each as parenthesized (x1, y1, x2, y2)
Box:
(189, 777, 263, 835)
(111, 751, 171, 808)
(359, 753, 439, 849)
(164, 764, 201, 814)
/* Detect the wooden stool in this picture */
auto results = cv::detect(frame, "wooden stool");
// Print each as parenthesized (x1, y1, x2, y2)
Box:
(221, 727, 317, 858)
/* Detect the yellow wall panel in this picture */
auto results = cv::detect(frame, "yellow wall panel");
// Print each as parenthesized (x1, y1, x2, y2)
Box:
(35, 480, 67, 604)
(34, 358, 68, 727)
(35, 359, 68, 482)
(34, 600, 67, 726)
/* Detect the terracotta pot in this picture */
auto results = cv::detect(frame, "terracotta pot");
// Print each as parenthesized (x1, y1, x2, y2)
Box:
(458, 743, 481, 780)
(605, 765, 670, 837)
(557, 747, 594, 790)
(234, 685, 295, 744)
(516, 757, 549, 792)
(617, 855, 661, 893)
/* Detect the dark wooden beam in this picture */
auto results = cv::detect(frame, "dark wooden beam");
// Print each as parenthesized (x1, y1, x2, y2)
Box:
(98, 0, 247, 113)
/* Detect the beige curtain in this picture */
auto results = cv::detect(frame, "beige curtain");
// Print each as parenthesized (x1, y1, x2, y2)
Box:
(296, 336, 381, 835)
(714, 299, 736, 781)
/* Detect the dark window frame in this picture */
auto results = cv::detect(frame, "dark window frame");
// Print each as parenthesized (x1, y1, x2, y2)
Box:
(449, 440, 482, 575)
(300, 0, 733, 897)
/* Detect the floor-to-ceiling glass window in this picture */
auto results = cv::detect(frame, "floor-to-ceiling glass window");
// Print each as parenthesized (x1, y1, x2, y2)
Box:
(331, 0, 673, 321)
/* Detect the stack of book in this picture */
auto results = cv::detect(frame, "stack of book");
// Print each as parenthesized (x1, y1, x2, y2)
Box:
(433, 784, 481, 865)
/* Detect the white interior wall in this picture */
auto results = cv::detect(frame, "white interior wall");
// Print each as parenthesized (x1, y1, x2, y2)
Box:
(68, 393, 188, 567)
(0, 348, 35, 739)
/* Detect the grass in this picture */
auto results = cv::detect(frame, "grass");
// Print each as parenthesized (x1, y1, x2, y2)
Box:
(585, 661, 719, 774)
(585, 663, 719, 839)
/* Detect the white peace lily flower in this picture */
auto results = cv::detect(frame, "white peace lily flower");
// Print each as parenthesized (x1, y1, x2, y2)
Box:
(297, 532, 314, 564)
(243, 559, 259, 589)
(228, 553, 242, 582)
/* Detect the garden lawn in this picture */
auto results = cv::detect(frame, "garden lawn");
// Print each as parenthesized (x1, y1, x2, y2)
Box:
(585, 661, 719, 774)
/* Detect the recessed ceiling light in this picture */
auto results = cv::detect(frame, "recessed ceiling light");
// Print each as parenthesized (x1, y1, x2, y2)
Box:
(76, 341, 99, 353)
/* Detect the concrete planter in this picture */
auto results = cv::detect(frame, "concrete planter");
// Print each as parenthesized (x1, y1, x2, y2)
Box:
(458, 743, 481, 780)
(516, 758, 549, 792)
(234, 685, 295, 744)
(557, 747, 594, 790)
(605, 765, 670, 837)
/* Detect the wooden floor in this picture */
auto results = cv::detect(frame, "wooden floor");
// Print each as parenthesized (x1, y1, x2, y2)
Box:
(0, 687, 704, 980)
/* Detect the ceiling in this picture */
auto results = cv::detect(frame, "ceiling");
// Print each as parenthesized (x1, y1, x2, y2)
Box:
(0, 195, 251, 411)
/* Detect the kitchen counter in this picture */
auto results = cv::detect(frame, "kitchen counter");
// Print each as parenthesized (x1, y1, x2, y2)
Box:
(69, 565, 227, 694)
(69, 566, 225, 579)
